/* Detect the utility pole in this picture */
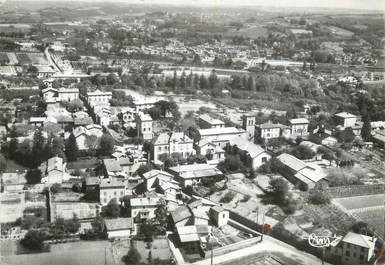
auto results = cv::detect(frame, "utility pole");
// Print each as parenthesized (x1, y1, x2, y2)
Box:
(261, 212, 265, 241)
(105, 246, 107, 265)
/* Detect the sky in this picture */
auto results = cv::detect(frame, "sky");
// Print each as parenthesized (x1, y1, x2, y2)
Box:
(2, 0, 385, 10)
(129, 0, 385, 10)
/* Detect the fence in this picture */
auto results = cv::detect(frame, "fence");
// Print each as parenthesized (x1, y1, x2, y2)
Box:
(326, 184, 385, 198)
(228, 210, 261, 233)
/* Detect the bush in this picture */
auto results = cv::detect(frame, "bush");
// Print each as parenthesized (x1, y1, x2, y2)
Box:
(267, 178, 289, 204)
(105, 198, 121, 218)
(308, 191, 330, 205)
(281, 200, 297, 215)
(219, 191, 235, 203)
(327, 168, 364, 187)
(50, 183, 61, 194)
(20, 230, 46, 251)
(122, 245, 141, 265)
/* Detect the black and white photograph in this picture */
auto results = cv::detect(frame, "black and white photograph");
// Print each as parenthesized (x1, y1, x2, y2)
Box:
(0, 0, 384, 264)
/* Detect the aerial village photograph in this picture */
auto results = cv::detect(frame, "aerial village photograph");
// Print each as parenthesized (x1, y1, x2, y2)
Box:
(0, 0, 384, 264)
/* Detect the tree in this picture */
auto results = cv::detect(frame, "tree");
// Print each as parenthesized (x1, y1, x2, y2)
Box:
(208, 70, 219, 89)
(246, 76, 255, 91)
(99, 134, 115, 156)
(351, 221, 372, 236)
(338, 127, 356, 143)
(199, 75, 209, 90)
(20, 230, 46, 251)
(302, 61, 308, 71)
(308, 190, 330, 204)
(268, 178, 289, 204)
(138, 221, 157, 239)
(122, 245, 141, 265)
(66, 99, 84, 113)
(51, 136, 65, 158)
(25, 169, 42, 184)
(291, 145, 315, 160)
(65, 133, 79, 162)
(8, 137, 19, 159)
(285, 107, 297, 120)
(105, 198, 120, 218)
(154, 199, 168, 235)
(317, 146, 336, 165)
(136, 164, 153, 177)
(361, 114, 372, 141)
(0, 154, 6, 172)
(187, 154, 207, 164)
(107, 73, 119, 85)
(85, 135, 99, 155)
(32, 128, 46, 166)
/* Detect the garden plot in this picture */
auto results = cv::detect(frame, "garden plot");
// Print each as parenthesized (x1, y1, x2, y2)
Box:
(333, 194, 384, 236)
(210, 174, 279, 227)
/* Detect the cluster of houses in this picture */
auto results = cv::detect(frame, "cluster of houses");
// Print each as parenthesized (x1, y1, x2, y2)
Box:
(0, 82, 383, 264)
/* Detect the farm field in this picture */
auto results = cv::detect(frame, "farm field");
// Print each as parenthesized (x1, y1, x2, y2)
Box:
(333, 194, 384, 210)
(333, 194, 384, 236)
(224, 25, 268, 38)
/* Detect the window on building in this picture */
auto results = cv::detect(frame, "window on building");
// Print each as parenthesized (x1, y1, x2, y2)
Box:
(359, 255, 364, 261)
(346, 251, 350, 257)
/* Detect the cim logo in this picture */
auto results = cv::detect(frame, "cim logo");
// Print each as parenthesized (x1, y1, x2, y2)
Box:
(307, 233, 342, 248)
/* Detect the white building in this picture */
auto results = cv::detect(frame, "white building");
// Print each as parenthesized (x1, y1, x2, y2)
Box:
(256, 122, 290, 141)
(153, 132, 194, 163)
(328, 232, 377, 265)
(130, 196, 161, 222)
(229, 136, 271, 170)
(87, 90, 112, 107)
(198, 127, 247, 148)
(289, 118, 309, 137)
(136, 112, 153, 140)
(99, 178, 126, 205)
(57, 88, 79, 102)
(199, 114, 225, 129)
(335, 112, 359, 129)
(105, 218, 135, 239)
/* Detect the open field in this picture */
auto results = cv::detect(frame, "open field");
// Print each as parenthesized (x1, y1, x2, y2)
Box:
(2, 241, 114, 265)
